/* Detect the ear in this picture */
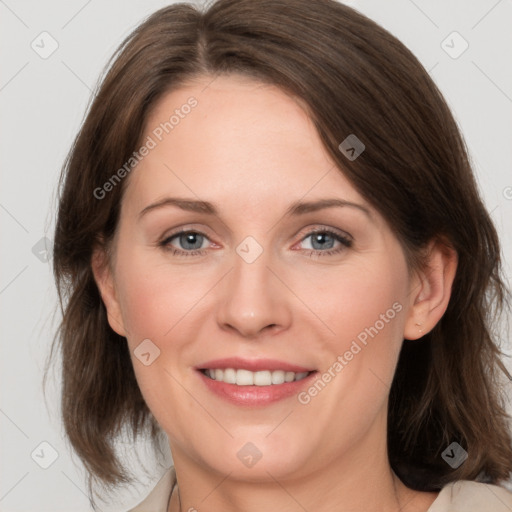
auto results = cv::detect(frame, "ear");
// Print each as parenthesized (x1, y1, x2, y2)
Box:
(91, 244, 127, 337)
(403, 239, 458, 340)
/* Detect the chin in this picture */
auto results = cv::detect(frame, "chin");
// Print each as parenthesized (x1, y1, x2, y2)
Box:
(197, 434, 311, 482)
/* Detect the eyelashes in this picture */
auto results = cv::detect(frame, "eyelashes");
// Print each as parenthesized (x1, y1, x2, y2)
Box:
(294, 228, 352, 256)
(159, 230, 209, 257)
(158, 227, 353, 258)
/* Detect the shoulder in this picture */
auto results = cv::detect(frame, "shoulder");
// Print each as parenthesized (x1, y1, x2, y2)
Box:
(429, 479, 512, 512)
(127, 466, 176, 512)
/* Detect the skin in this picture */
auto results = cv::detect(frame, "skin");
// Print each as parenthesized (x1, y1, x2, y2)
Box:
(92, 74, 457, 512)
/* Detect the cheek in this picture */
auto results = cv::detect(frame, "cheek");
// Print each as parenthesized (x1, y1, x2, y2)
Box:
(294, 256, 408, 446)
(114, 246, 210, 343)
(113, 251, 199, 415)
(317, 254, 408, 375)
(320, 259, 404, 326)
(117, 272, 172, 343)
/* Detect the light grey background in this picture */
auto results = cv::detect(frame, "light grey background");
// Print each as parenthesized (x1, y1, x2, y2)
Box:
(1, 0, 511, 510)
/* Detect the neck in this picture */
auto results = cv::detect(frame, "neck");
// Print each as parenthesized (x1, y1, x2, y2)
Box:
(167, 413, 432, 512)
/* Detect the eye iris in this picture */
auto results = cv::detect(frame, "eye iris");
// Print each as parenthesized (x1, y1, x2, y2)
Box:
(311, 233, 334, 250)
(180, 232, 203, 250)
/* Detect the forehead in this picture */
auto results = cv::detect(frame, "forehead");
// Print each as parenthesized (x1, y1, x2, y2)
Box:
(122, 74, 368, 217)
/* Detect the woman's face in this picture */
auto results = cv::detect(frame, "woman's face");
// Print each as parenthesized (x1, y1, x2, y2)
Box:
(99, 74, 423, 480)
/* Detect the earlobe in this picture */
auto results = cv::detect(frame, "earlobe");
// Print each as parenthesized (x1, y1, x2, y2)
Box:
(404, 240, 458, 340)
(91, 245, 127, 337)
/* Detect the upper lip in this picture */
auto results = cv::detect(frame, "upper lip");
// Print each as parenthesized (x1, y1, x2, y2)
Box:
(196, 357, 315, 373)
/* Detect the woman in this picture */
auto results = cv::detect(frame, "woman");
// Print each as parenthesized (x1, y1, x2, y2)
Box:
(50, 0, 512, 511)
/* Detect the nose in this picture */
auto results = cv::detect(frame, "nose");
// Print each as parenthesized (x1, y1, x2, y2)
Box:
(216, 246, 292, 339)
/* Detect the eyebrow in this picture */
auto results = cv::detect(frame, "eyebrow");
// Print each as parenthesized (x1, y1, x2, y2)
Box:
(138, 197, 372, 220)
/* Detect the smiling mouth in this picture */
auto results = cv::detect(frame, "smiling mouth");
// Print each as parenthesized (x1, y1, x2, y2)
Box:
(200, 368, 315, 386)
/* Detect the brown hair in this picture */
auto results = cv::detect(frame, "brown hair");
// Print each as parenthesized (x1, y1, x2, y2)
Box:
(47, 0, 512, 500)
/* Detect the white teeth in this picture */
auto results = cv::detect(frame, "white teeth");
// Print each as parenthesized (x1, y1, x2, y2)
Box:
(253, 370, 271, 386)
(203, 368, 311, 386)
(223, 368, 237, 384)
(271, 371, 285, 385)
(236, 369, 254, 386)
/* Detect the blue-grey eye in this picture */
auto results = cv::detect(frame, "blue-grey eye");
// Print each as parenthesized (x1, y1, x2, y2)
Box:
(166, 231, 207, 251)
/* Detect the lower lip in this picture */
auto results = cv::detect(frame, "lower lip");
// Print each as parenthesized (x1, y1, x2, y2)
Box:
(197, 370, 318, 406)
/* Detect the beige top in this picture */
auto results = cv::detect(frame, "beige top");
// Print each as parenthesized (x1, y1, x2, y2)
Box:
(127, 466, 512, 512)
